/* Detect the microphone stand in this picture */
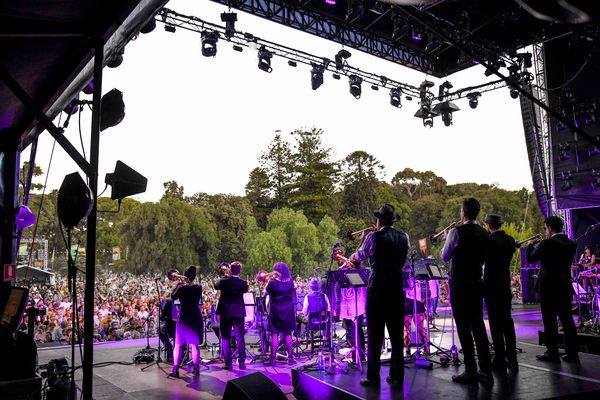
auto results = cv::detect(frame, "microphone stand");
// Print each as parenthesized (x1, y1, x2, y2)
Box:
(325, 244, 347, 374)
(141, 279, 168, 374)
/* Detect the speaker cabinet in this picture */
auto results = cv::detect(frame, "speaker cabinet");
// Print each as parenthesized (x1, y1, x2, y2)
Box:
(223, 372, 287, 400)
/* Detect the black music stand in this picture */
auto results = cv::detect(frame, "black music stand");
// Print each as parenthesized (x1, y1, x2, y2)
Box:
(332, 269, 368, 373)
(141, 279, 169, 374)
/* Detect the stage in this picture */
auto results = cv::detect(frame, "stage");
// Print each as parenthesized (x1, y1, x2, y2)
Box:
(35, 305, 600, 399)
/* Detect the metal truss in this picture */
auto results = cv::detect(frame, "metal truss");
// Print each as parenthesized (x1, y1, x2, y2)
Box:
(208, 0, 435, 74)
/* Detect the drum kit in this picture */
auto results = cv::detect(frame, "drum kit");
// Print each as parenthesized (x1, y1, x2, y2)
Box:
(572, 264, 600, 332)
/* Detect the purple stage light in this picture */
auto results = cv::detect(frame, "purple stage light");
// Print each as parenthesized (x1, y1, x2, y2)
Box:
(472, 60, 480, 65)
(325, 0, 336, 5)
(411, 33, 423, 41)
(16, 206, 36, 230)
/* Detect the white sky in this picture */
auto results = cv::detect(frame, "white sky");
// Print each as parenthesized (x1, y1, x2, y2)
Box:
(25, 0, 532, 202)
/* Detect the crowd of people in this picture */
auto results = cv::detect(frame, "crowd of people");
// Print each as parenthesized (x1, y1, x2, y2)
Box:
(22, 264, 523, 347)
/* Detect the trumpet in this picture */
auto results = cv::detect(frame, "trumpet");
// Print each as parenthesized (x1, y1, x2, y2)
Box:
(430, 221, 460, 244)
(333, 250, 355, 269)
(256, 270, 281, 285)
(346, 225, 377, 241)
(220, 264, 231, 277)
(169, 272, 189, 285)
(516, 233, 544, 247)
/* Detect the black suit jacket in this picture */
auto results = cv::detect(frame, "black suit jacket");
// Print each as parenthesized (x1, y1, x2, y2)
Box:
(214, 276, 249, 318)
(526, 233, 576, 295)
(484, 230, 515, 291)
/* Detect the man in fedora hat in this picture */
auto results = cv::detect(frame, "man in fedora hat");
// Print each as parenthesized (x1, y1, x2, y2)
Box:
(441, 197, 492, 385)
(483, 214, 518, 371)
(350, 203, 409, 388)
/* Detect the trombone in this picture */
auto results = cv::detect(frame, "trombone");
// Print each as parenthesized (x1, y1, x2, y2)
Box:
(430, 221, 460, 244)
(515, 233, 544, 248)
(256, 270, 281, 285)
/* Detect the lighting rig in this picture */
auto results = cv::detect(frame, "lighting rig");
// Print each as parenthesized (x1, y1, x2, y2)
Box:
(154, 8, 533, 128)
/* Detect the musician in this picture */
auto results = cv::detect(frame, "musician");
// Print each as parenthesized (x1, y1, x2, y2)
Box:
(264, 262, 297, 366)
(214, 261, 249, 370)
(350, 203, 409, 388)
(483, 214, 518, 371)
(159, 299, 175, 363)
(404, 275, 427, 357)
(440, 198, 492, 385)
(579, 245, 596, 267)
(302, 279, 331, 347)
(526, 216, 579, 364)
(170, 265, 203, 377)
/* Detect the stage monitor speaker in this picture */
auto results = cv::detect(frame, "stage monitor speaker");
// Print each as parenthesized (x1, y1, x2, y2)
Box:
(223, 372, 287, 400)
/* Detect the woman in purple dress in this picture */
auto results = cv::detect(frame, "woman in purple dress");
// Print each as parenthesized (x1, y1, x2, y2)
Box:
(265, 262, 297, 366)
(170, 265, 203, 377)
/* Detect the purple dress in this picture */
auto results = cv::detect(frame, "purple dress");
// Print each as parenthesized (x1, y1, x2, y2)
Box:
(266, 279, 296, 333)
(171, 284, 203, 345)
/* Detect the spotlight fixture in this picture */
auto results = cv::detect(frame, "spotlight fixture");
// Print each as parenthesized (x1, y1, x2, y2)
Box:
(325, 0, 337, 4)
(484, 59, 506, 76)
(82, 81, 94, 95)
(311, 64, 325, 90)
(467, 92, 481, 109)
(561, 181, 573, 191)
(164, 25, 176, 33)
(561, 171, 573, 181)
(349, 75, 362, 99)
(346, 0, 365, 23)
(414, 100, 439, 127)
(390, 88, 402, 108)
(335, 49, 351, 70)
(371, 85, 379, 91)
(201, 31, 219, 57)
(140, 18, 156, 34)
(258, 46, 273, 73)
(510, 88, 519, 99)
(332, 73, 341, 80)
(423, 117, 433, 129)
(588, 137, 600, 156)
(437, 81, 453, 101)
(232, 44, 243, 52)
(220, 12, 237, 38)
(107, 48, 124, 68)
(558, 142, 571, 161)
(288, 60, 297, 67)
(411, 27, 425, 42)
(433, 101, 460, 127)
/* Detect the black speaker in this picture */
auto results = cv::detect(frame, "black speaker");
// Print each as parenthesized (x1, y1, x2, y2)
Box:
(104, 161, 147, 200)
(223, 372, 287, 400)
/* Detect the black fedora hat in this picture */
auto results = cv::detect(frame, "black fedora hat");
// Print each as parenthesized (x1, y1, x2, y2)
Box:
(373, 203, 399, 223)
(484, 214, 504, 226)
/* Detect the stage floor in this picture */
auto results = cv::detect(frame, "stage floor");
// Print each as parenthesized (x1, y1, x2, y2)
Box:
(35, 304, 600, 399)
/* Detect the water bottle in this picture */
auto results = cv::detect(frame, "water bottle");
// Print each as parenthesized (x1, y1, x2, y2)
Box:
(318, 350, 325, 371)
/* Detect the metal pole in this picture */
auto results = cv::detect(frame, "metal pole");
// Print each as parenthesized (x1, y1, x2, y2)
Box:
(0, 129, 20, 281)
(82, 37, 103, 400)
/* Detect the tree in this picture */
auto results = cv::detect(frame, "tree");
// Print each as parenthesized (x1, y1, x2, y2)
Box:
(119, 198, 217, 274)
(408, 194, 446, 244)
(20, 161, 44, 195)
(391, 168, 447, 201)
(340, 151, 384, 223)
(316, 215, 340, 264)
(162, 180, 185, 201)
(245, 229, 292, 279)
(245, 167, 272, 227)
(288, 128, 338, 224)
(260, 131, 295, 209)
(96, 197, 140, 269)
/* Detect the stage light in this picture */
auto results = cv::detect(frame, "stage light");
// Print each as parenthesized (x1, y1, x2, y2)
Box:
(63, 100, 79, 116)
(437, 81, 453, 101)
(221, 12, 237, 38)
(258, 46, 273, 73)
(325, 0, 336, 4)
(423, 117, 433, 128)
(100, 89, 125, 132)
(15, 206, 36, 230)
(232, 45, 243, 52)
(335, 49, 351, 70)
(140, 18, 156, 34)
(201, 31, 219, 57)
(593, 177, 600, 189)
(164, 25, 176, 33)
(414, 100, 439, 127)
(311, 64, 325, 90)
(332, 73, 341, 80)
(433, 101, 460, 127)
(588, 138, 600, 156)
(82, 81, 94, 95)
(107, 49, 124, 68)
(391, 14, 409, 40)
(371, 85, 379, 91)
(288, 60, 297, 67)
(349, 75, 362, 99)
(467, 92, 480, 109)
(346, 0, 365, 23)
(104, 161, 148, 201)
(390, 88, 402, 108)
(558, 143, 571, 161)
(57, 173, 94, 229)
(484, 59, 506, 76)
(510, 88, 519, 99)
(411, 27, 425, 42)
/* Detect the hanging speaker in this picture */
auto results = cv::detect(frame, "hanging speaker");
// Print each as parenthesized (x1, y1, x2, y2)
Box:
(104, 161, 147, 200)
(57, 173, 94, 229)
(223, 372, 287, 400)
(100, 89, 125, 131)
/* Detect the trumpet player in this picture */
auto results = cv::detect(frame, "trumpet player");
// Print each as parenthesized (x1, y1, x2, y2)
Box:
(526, 216, 579, 364)
(264, 262, 297, 366)
(483, 214, 518, 371)
(440, 198, 492, 386)
(214, 261, 249, 370)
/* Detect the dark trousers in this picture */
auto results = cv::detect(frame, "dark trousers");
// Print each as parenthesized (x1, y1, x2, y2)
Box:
(450, 281, 491, 373)
(485, 289, 517, 363)
(366, 288, 404, 381)
(540, 289, 578, 356)
(220, 316, 246, 365)
(344, 315, 365, 357)
(159, 324, 174, 361)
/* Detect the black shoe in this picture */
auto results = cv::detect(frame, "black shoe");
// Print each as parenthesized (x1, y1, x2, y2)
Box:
(536, 352, 560, 362)
(452, 371, 478, 386)
(169, 367, 180, 378)
(239, 363, 247, 370)
(491, 360, 507, 372)
(385, 376, 402, 387)
(507, 360, 519, 370)
(288, 356, 296, 366)
(264, 358, 276, 367)
(360, 378, 381, 388)
(562, 354, 581, 364)
(222, 363, 233, 370)
(478, 370, 494, 385)
(192, 364, 200, 376)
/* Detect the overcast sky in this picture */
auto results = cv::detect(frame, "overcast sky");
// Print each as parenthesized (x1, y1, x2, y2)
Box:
(25, 0, 532, 202)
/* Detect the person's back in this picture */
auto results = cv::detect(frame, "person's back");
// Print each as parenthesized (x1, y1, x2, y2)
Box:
(369, 227, 409, 288)
(451, 223, 489, 284)
(484, 230, 515, 287)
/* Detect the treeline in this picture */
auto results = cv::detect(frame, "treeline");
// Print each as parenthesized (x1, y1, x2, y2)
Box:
(23, 128, 543, 278)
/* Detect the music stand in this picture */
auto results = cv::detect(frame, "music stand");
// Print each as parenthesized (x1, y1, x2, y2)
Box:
(332, 269, 368, 373)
